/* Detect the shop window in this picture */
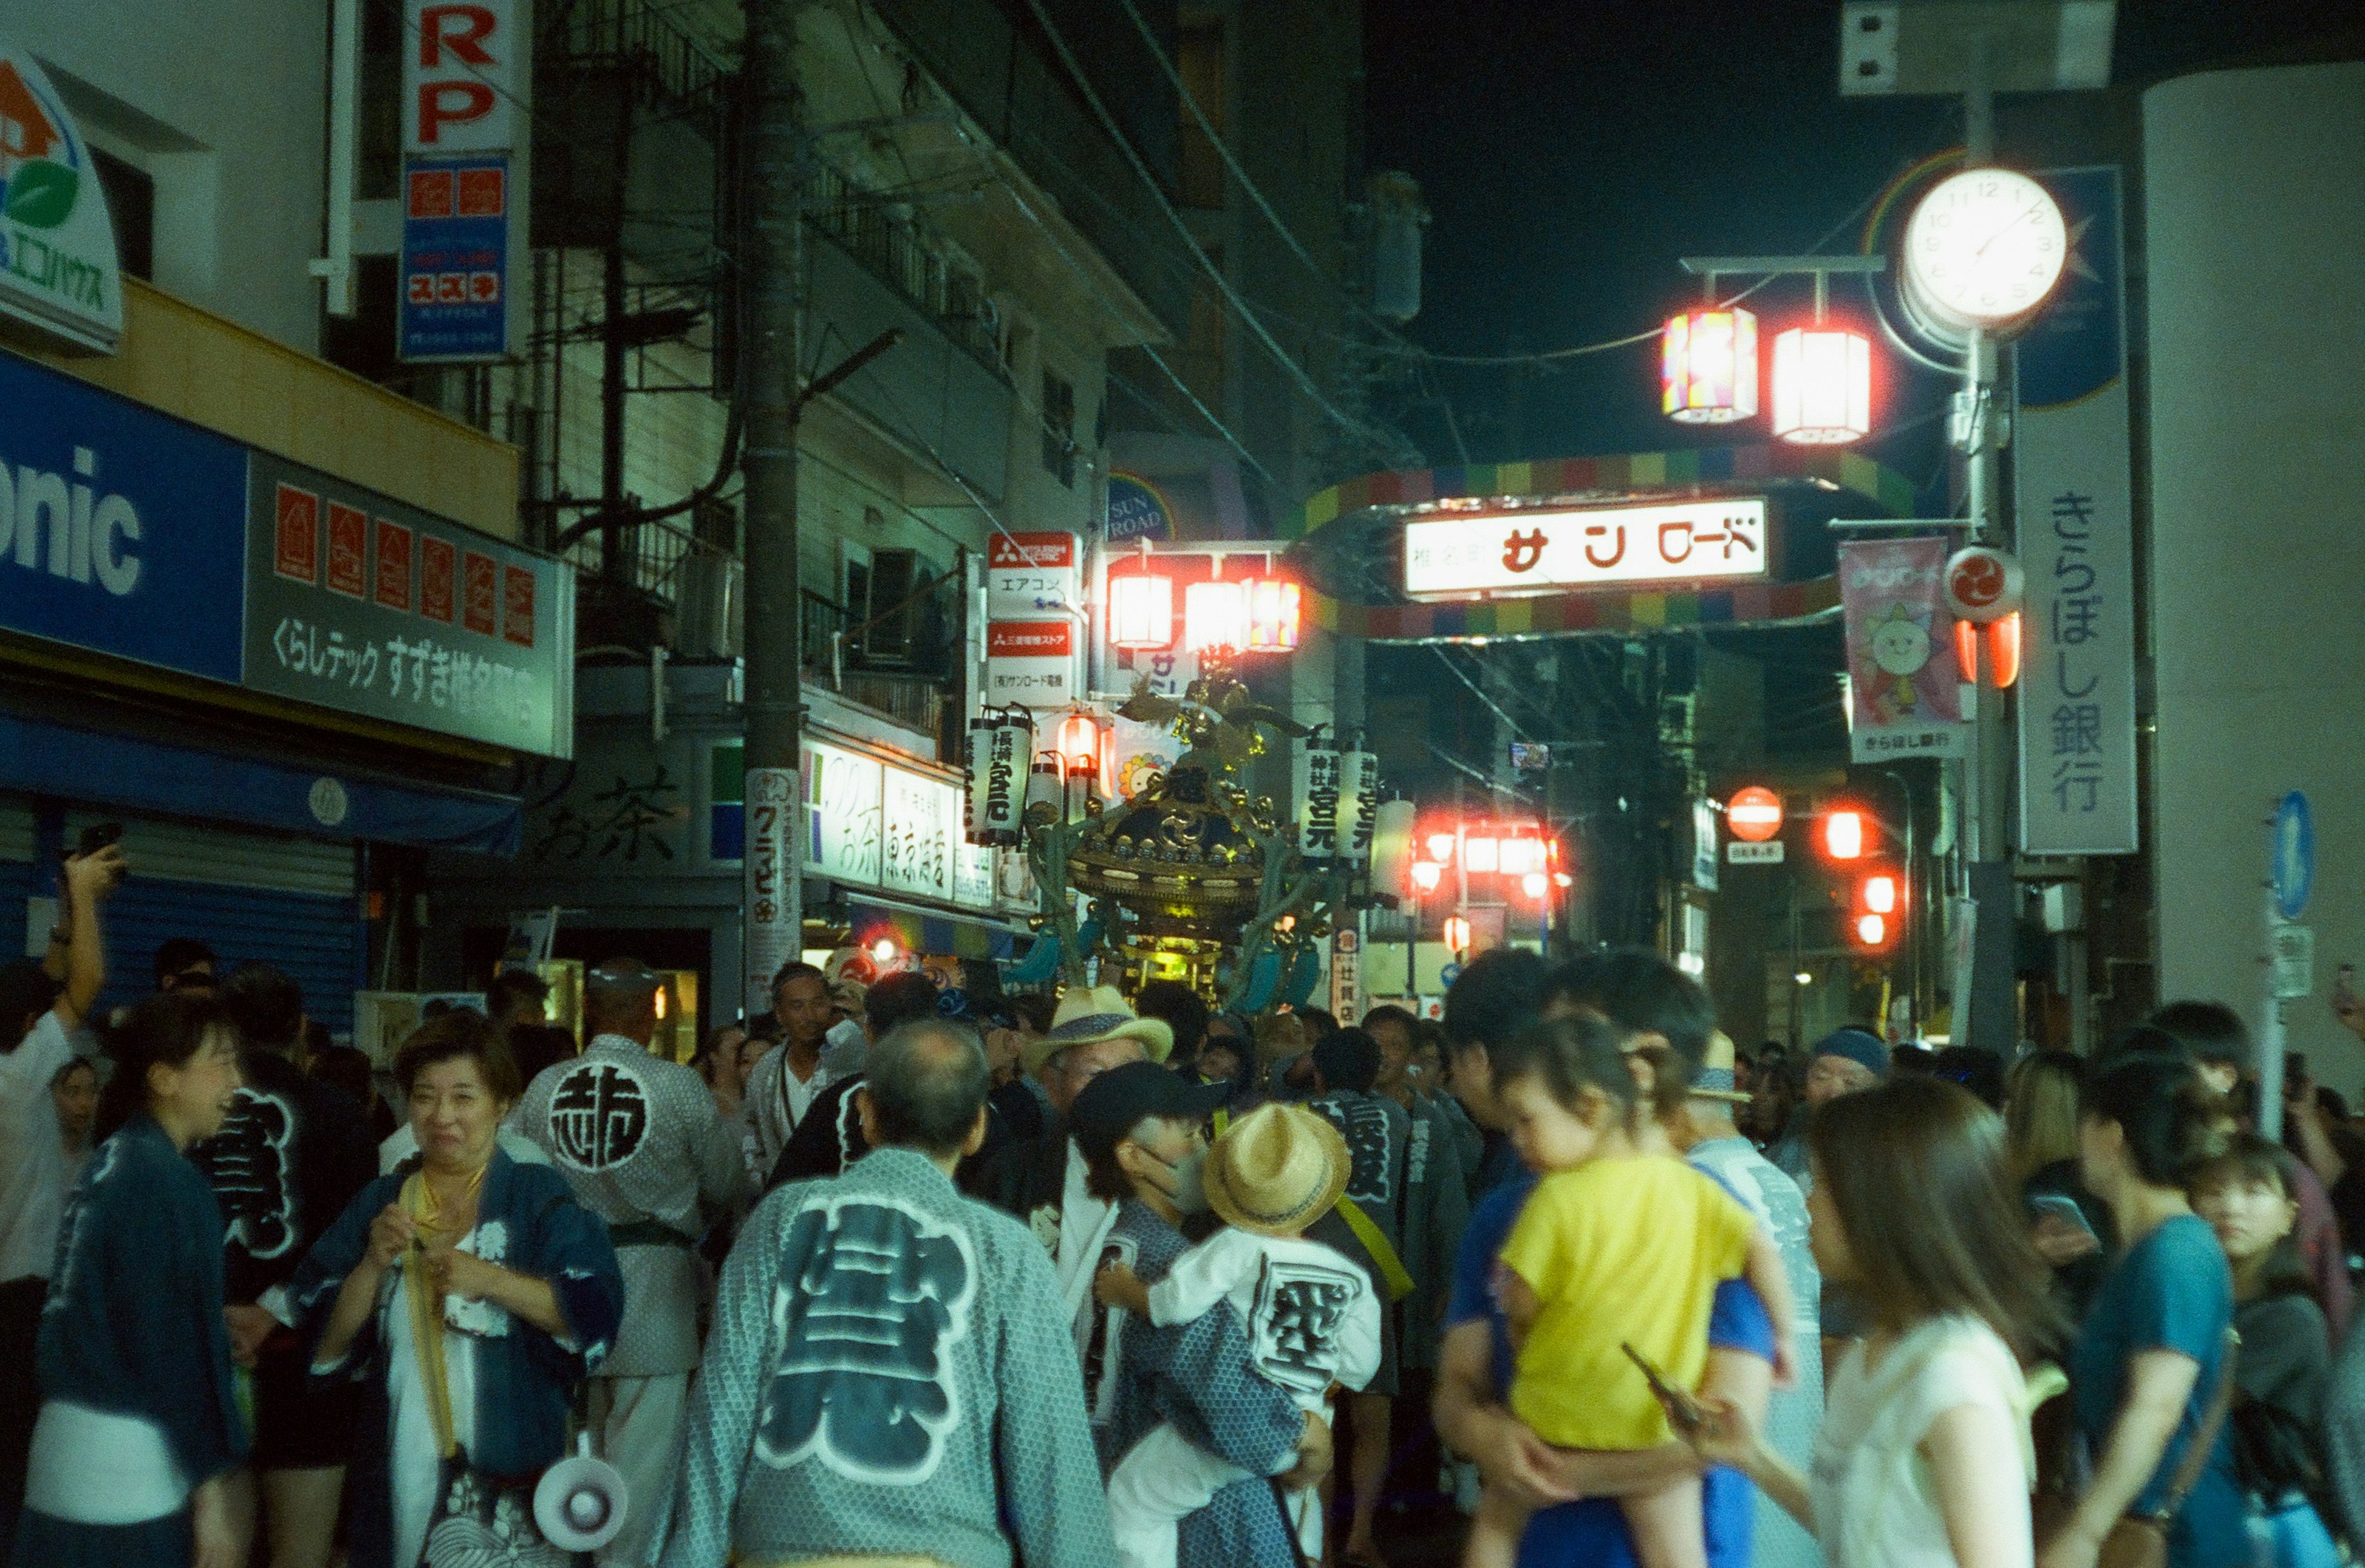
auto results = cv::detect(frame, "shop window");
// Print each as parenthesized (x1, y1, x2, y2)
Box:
(1178, 20, 1226, 211)
(1041, 371, 1077, 488)
(90, 147, 153, 281)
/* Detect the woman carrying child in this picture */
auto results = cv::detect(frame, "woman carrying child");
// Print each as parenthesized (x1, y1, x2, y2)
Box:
(1466, 1012, 1798, 1568)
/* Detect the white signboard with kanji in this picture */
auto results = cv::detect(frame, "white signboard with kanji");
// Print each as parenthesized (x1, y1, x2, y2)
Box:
(985, 620, 1075, 708)
(1402, 499, 1768, 598)
(985, 531, 1081, 618)
(2016, 168, 2138, 855)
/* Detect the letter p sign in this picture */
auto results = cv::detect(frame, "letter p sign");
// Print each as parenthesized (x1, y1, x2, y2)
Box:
(403, 0, 520, 153)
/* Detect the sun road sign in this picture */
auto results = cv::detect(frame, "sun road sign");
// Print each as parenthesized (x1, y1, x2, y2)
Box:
(1402, 499, 1769, 598)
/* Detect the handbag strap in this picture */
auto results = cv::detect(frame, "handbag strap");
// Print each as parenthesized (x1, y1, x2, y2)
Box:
(2154, 1327, 2242, 1518)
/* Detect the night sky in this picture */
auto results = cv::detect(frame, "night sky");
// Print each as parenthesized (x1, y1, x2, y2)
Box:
(1362, 0, 2365, 474)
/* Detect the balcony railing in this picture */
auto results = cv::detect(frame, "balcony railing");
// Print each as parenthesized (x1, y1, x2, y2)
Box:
(806, 161, 1005, 374)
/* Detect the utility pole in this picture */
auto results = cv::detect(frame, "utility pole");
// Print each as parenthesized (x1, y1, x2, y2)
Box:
(737, 0, 906, 1014)
(739, 0, 806, 1018)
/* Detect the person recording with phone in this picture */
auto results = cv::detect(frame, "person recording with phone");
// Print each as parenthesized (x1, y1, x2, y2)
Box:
(1, 835, 126, 1548)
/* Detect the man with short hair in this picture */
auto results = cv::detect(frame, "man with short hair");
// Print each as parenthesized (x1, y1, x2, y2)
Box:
(766, 971, 952, 1187)
(1, 844, 118, 1547)
(485, 966, 552, 1032)
(1768, 1027, 1889, 1186)
(1672, 1032, 1826, 1568)
(964, 986, 1173, 1352)
(200, 963, 376, 1568)
(518, 958, 746, 1568)
(1304, 1028, 1419, 1566)
(1440, 949, 1551, 1200)
(744, 962, 843, 1176)
(658, 1019, 1117, 1568)
(155, 935, 218, 994)
(1364, 1003, 1471, 1526)
(1134, 979, 1211, 1073)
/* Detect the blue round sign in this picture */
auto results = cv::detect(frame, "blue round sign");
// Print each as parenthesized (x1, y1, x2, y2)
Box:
(2273, 791, 2315, 922)
(1439, 961, 1465, 987)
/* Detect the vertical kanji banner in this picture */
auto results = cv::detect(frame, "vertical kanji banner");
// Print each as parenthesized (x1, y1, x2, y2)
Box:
(2016, 168, 2138, 855)
(1840, 536, 1965, 762)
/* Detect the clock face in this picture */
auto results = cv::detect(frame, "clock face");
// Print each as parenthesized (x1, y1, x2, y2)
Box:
(1902, 168, 2068, 331)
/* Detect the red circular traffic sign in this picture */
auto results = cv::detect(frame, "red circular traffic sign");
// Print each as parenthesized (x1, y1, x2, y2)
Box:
(1944, 546, 2024, 624)
(1726, 786, 1784, 843)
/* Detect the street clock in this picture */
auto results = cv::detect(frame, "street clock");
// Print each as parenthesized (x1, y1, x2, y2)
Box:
(1901, 168, 2068, 334)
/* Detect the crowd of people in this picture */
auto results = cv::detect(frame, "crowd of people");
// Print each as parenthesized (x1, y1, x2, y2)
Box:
(8, 842, 2365, 1568)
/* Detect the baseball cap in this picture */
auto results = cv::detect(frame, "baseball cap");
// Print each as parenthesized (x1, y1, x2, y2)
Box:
(1071, 1059, 1231, 1166)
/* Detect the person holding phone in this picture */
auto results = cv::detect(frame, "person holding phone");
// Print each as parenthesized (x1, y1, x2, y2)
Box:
(1675, 1075, 2064, 1568)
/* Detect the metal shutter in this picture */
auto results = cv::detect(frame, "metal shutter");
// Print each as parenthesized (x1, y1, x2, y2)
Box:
(63, 809, 360, 1032)
(98, 878, 362, 1032)
(2, 799, 38, 960)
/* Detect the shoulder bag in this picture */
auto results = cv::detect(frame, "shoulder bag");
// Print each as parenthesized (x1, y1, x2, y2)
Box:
(2094, 1327, 2241, 1568)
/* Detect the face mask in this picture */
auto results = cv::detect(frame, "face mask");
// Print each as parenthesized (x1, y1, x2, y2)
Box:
(1144, 1144, 1211, 1215)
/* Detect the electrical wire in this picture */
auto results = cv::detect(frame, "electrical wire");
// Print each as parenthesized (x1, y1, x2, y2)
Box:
(1013, 0, 1405, 456)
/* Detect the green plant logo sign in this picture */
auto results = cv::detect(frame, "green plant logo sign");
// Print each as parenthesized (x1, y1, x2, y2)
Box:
(0, 42, 123, 354)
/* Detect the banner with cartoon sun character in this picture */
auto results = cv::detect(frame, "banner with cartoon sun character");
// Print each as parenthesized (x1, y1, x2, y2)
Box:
(1840, 538, 1967, 762)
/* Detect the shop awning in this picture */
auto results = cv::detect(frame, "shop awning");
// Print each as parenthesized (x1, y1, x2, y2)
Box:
(843, 894, 1031, 961)
(1, 713, 520, 854)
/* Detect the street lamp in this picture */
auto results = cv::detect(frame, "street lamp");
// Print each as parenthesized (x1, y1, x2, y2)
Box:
(1770, 323, 1872, 444)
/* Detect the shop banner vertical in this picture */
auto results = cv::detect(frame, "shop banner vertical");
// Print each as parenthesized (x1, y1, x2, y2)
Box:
(2016, 167, 2138, 855)
(744, 766, 798, 1014)
(398, 0, 525, 362)
(1840, 538, 1965, 762)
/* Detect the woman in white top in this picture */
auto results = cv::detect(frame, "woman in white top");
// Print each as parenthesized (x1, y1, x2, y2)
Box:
(1678, 1075, 2067, 1568)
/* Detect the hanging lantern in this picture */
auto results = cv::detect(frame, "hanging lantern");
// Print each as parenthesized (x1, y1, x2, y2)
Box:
(1771, 325, 1872, 444)
(1988, 612, 2023, 690)
(1337, 745, 1379, 865)
(1661, 307, 1759, 424)
(1293, 733, 1344, 867)
(964, 707, 1033, 846)
(1056, 710, 1103, 776)
(1108, 573, 1175, 650)
(1443, 914, 1473, 954)
(1242, 578, 1302, 653)
(1410, 860, 1444, 893)
(1426, 831, 1458, 864)
(1183, 580, 1248, 653)
(1521, 871, 1550, 900)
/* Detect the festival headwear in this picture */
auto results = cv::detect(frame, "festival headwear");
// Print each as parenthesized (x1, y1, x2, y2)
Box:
(1024, 985, 1175, 1077)
(1813, 1027, 1892, 1080)
(1072, 1061, 1231, 1166)
(1688, 1030, 1752, 1104)
(1202, 1103, 1350, 1239)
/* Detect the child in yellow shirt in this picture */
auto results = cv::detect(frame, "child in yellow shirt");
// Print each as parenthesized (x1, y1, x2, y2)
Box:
(1464, 1012, 1795, 1568)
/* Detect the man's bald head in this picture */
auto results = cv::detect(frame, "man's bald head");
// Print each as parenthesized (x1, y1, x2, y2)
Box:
(583, 957, 662, 1046)
(860, 1018, 990, 1157)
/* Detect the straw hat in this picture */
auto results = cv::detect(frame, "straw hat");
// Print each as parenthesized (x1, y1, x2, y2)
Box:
(1688, 1030, 1752, 1104)
(1022, 984, 1175, 1078)
(1203, 1103, 1351, 1238)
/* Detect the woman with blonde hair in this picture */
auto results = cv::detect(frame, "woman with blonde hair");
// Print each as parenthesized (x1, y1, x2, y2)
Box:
(2007, 1051, 2087, 1186)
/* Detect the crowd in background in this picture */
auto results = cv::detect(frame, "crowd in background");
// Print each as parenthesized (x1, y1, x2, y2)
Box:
(7, 839, 2365, 1567)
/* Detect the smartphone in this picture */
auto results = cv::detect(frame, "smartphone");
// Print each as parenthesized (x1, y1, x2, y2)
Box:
(76, 822, 122, 856)
(2028, 1193, 2096, 1241)
(1622, 1341, 1702, 1432)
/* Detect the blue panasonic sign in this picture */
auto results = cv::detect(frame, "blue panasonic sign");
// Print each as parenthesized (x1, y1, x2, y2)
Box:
(0, 349, 248, 682)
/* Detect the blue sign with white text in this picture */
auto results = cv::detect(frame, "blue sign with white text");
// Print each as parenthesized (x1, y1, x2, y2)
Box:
(2020, 168, 2125, 410)
(0, 348, 248, 682)
(398, 154, 512, 362)
(2274, 791, 2315, 922)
